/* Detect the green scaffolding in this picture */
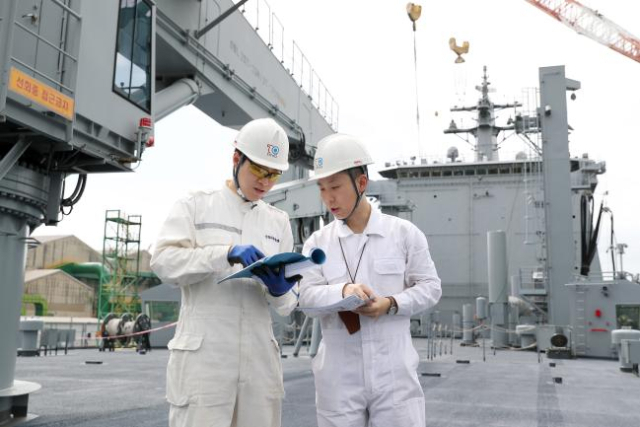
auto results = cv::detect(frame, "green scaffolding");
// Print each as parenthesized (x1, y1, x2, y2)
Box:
(98, 210, 142, 320)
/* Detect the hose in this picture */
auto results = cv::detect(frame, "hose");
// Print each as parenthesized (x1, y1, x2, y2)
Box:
(60, 173, 87, 216)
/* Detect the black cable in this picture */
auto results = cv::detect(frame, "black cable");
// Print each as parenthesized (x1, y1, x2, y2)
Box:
(580, 195, 588, 274)
(58, 174, 87, 220)
(581, 197, 604, 276)
(60, 174, 87, 207)
(585, 201, 604, 275)
(69, 174, 87, 204)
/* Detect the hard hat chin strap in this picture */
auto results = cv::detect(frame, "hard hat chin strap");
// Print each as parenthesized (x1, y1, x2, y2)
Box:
(233, 154, 251, 202)
(341, 191, 364, 223)
(341, 167, 367, 223)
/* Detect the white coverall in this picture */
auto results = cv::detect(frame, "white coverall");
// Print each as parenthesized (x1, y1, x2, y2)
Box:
(150, 183, 297, 427)
(299, 208, 442, 427)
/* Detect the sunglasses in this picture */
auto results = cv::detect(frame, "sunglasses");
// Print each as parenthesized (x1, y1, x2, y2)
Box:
(247, 160, 282, 182)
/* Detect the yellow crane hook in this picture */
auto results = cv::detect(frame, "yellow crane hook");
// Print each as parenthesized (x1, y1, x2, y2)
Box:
(449, 37, 470, 63)
(406, 3, 422, 31)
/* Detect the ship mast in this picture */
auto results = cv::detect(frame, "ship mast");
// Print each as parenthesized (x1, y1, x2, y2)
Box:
(444, 66, 521, 161)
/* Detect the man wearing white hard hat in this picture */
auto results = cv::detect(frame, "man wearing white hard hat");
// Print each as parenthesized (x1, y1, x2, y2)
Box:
(151, 118, 300, 427)
(299, 133, 442, 427)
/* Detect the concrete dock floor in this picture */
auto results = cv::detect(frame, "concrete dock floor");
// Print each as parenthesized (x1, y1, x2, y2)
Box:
(13, 338, 640, 427)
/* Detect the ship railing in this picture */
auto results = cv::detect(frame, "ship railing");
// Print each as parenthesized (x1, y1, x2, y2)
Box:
(237, 0, 339, 130)
(570, 172, 593, 190)
(382, 151, 543, 169)
(568, 271, 640, 285)
(514, 266, 548, 295)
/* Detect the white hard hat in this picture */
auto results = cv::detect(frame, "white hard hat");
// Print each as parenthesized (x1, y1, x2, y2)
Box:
(234, 118, 290, 171)
(310, 133, 374, 181)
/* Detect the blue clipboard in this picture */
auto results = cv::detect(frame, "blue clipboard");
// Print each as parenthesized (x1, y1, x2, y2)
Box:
(218, 247, 326, 283)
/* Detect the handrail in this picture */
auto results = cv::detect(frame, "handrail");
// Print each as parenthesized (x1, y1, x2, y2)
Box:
(238, 0, 339, 130)
(156, 9, 306, 142)
(50, 0, 81, 20)
(568, 271, 640, 284)
(10, 57, 74, 93)
(14, 21, 78, 62)
(9, 0, 81, 97)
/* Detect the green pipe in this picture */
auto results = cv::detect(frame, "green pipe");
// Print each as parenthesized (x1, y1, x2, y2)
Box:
(58, 262, 110, 282)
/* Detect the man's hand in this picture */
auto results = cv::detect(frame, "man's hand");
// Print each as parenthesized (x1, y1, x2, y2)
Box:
(355, 297, 392, 319)
(342, 283, 375, 307)
(227, 245, 265, 267)
(253, 264, 301, 297)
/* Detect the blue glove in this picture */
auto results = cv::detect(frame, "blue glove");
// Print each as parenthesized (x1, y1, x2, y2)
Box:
(228, 245, 265, 267)
(252, 264, 302, 297)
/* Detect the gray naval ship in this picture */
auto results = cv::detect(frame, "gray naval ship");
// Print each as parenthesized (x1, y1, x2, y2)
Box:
(273, 64, 640, 359)
(1, 1, 639, 425)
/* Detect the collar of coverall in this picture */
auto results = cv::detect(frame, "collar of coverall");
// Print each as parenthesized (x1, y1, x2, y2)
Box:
(337, 205, 385, 238)
(224, 180, 261, 212)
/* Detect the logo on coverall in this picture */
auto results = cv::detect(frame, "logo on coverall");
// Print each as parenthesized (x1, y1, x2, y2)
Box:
(267, 144, 280, 158)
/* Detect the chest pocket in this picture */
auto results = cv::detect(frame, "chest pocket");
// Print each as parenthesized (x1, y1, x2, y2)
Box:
(373, 257, 406, 294)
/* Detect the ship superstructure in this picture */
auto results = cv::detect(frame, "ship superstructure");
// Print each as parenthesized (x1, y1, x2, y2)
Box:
(370, 67, 605, 326)
(268, 66, 640, 360)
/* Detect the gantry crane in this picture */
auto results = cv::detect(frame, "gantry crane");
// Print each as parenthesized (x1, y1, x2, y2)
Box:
(0, 0, 335, 421)
(525, 0, 640, 63)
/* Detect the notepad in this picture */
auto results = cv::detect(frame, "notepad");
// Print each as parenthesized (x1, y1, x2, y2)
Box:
(298, 294, 368, 315)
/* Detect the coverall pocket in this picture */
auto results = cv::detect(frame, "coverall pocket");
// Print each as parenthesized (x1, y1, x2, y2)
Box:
(311, 342, 345, 411)
(269, 338, 285, 397)
(166, 333, 204, 407)
(374, 258, 405, 293)
(389, 341, 424, 405)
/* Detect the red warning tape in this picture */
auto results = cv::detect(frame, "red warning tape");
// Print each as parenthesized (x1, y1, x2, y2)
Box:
(97, 321, 177, 341)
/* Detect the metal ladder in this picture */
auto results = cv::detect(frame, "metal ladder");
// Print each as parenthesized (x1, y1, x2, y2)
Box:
(574, 287, 588, 355)
(1, 0, 81, 140)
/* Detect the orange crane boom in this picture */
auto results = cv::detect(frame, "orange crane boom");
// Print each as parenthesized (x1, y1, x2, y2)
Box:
(525, 0, 640, 63)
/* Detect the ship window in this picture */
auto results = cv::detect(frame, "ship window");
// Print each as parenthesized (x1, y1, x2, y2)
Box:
(488, 168, 498, 175)
(399, 172, 408, 178)
(477, 169, 487, 175)
(443, 170, 452, 176)
(500, 167, 511, 174)
(453, 170, 463, 176)
(513, 167, 522, 174)
(113, 0, 153, 112)
(420, 171, 429, 177)
(409, 171, 420, 178)
(432, 171, 441, 177)
(616, 305, 640, 330)
(465, 169, 475, 176)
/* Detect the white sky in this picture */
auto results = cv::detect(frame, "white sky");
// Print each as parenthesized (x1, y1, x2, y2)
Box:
(34, 0, 640, 275)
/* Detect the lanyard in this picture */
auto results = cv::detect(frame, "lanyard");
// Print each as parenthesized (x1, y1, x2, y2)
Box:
(338, 237, 368, 283)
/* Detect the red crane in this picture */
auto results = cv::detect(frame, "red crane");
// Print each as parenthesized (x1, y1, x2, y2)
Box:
(525, 0, 640, 64)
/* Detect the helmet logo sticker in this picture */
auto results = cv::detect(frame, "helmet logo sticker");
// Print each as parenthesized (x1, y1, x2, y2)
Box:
(267, 144, 280, 158)
(315, 157, 324, 169)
